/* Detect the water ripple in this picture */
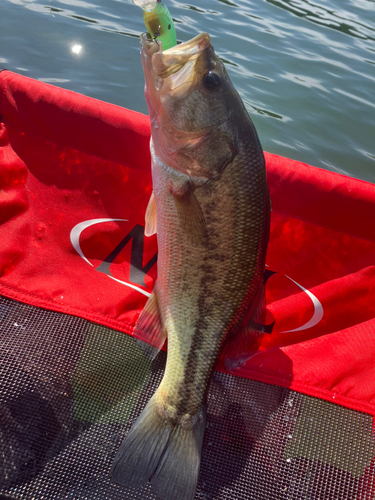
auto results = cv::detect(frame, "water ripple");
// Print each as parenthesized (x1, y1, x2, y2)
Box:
(71, 14, 98, 24)
(280, 72, 329, 92)
(243, 99, 292, 122)
(266, 0, 375, 41)
(333, 88, 375, 109)
(2, 0, 374, 182)
(185, 5, 219, 15)
(9, 0, 141, 36)
(214, 0, 239, 7)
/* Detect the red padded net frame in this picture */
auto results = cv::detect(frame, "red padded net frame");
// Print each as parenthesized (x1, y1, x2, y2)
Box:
(0, 70, 374, 500)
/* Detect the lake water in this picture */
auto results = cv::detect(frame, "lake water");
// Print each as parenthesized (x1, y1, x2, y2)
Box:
(1, 0, 375, 183)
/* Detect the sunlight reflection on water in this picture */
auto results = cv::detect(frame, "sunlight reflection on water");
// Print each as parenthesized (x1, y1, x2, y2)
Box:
(71, 43, 83, 54)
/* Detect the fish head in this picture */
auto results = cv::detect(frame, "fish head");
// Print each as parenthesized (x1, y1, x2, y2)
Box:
(140, 32, 241, 181)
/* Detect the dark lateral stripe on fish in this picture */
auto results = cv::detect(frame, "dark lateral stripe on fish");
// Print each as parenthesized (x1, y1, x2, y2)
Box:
(176, 265, 224, 415)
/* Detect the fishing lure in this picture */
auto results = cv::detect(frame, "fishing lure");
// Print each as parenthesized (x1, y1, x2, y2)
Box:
(134, 0, 177, 50)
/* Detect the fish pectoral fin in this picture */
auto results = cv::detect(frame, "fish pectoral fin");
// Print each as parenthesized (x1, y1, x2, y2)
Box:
(145, 191, 157, 236)
(222, 283, 270, 371)
(111, 395, 206, 500)
(173, 185, 207, 245)
(133, 285, 166, 359)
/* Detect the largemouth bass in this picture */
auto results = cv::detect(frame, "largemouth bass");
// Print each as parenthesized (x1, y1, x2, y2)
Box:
(111, 32, 270, 500)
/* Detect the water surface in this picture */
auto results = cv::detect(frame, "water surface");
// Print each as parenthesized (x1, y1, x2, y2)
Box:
(1, 0, 375, 182)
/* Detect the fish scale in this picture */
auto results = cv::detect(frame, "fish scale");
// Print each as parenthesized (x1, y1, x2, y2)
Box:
(111, 32, 270, 500)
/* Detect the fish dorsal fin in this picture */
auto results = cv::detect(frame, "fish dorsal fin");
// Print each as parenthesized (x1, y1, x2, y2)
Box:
(145, 191, 157, 237)
(222, 283, 271, 371)
(172, 185, 207, 246)
(133, 285, 166, 359)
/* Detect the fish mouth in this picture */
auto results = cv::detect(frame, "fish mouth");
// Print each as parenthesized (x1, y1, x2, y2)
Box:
(140, 32, 212, 94)
(140, 32, 212, 65)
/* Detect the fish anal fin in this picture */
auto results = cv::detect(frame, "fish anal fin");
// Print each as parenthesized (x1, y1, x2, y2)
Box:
(222, 283, 268, 371)
(133, 285, 166, 359)
(145, 191, 157, 237)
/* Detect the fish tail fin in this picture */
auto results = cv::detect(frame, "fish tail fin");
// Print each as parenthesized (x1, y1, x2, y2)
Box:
(111, 395, 171, 488)
(111, 396, 206, 500)
(151, 405, 206, 500)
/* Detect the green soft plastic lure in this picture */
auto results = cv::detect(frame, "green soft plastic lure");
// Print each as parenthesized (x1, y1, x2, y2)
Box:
(134, 0, 177, 50)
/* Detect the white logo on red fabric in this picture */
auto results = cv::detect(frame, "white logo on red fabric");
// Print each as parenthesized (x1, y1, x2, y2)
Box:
(282, 275, 323, 333)
(70, 218, 154, 298)
(70, 220, 324, 332)
(70, 218, 128, 267)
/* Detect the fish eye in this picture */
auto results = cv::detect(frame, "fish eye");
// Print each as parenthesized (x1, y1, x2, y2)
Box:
(203, 71, 221, 91)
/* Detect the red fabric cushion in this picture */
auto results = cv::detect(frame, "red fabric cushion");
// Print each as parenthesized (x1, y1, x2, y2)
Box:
(1, 70, 374, 416)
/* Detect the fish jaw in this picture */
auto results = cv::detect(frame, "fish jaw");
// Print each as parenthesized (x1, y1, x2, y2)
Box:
(140, 32, 212, 91)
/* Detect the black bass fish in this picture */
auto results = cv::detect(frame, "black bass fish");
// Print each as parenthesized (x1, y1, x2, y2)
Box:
(111, 32, 270, 500)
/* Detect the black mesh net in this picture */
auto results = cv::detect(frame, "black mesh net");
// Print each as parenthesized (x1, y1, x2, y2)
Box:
(0, 294, 374, 500)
